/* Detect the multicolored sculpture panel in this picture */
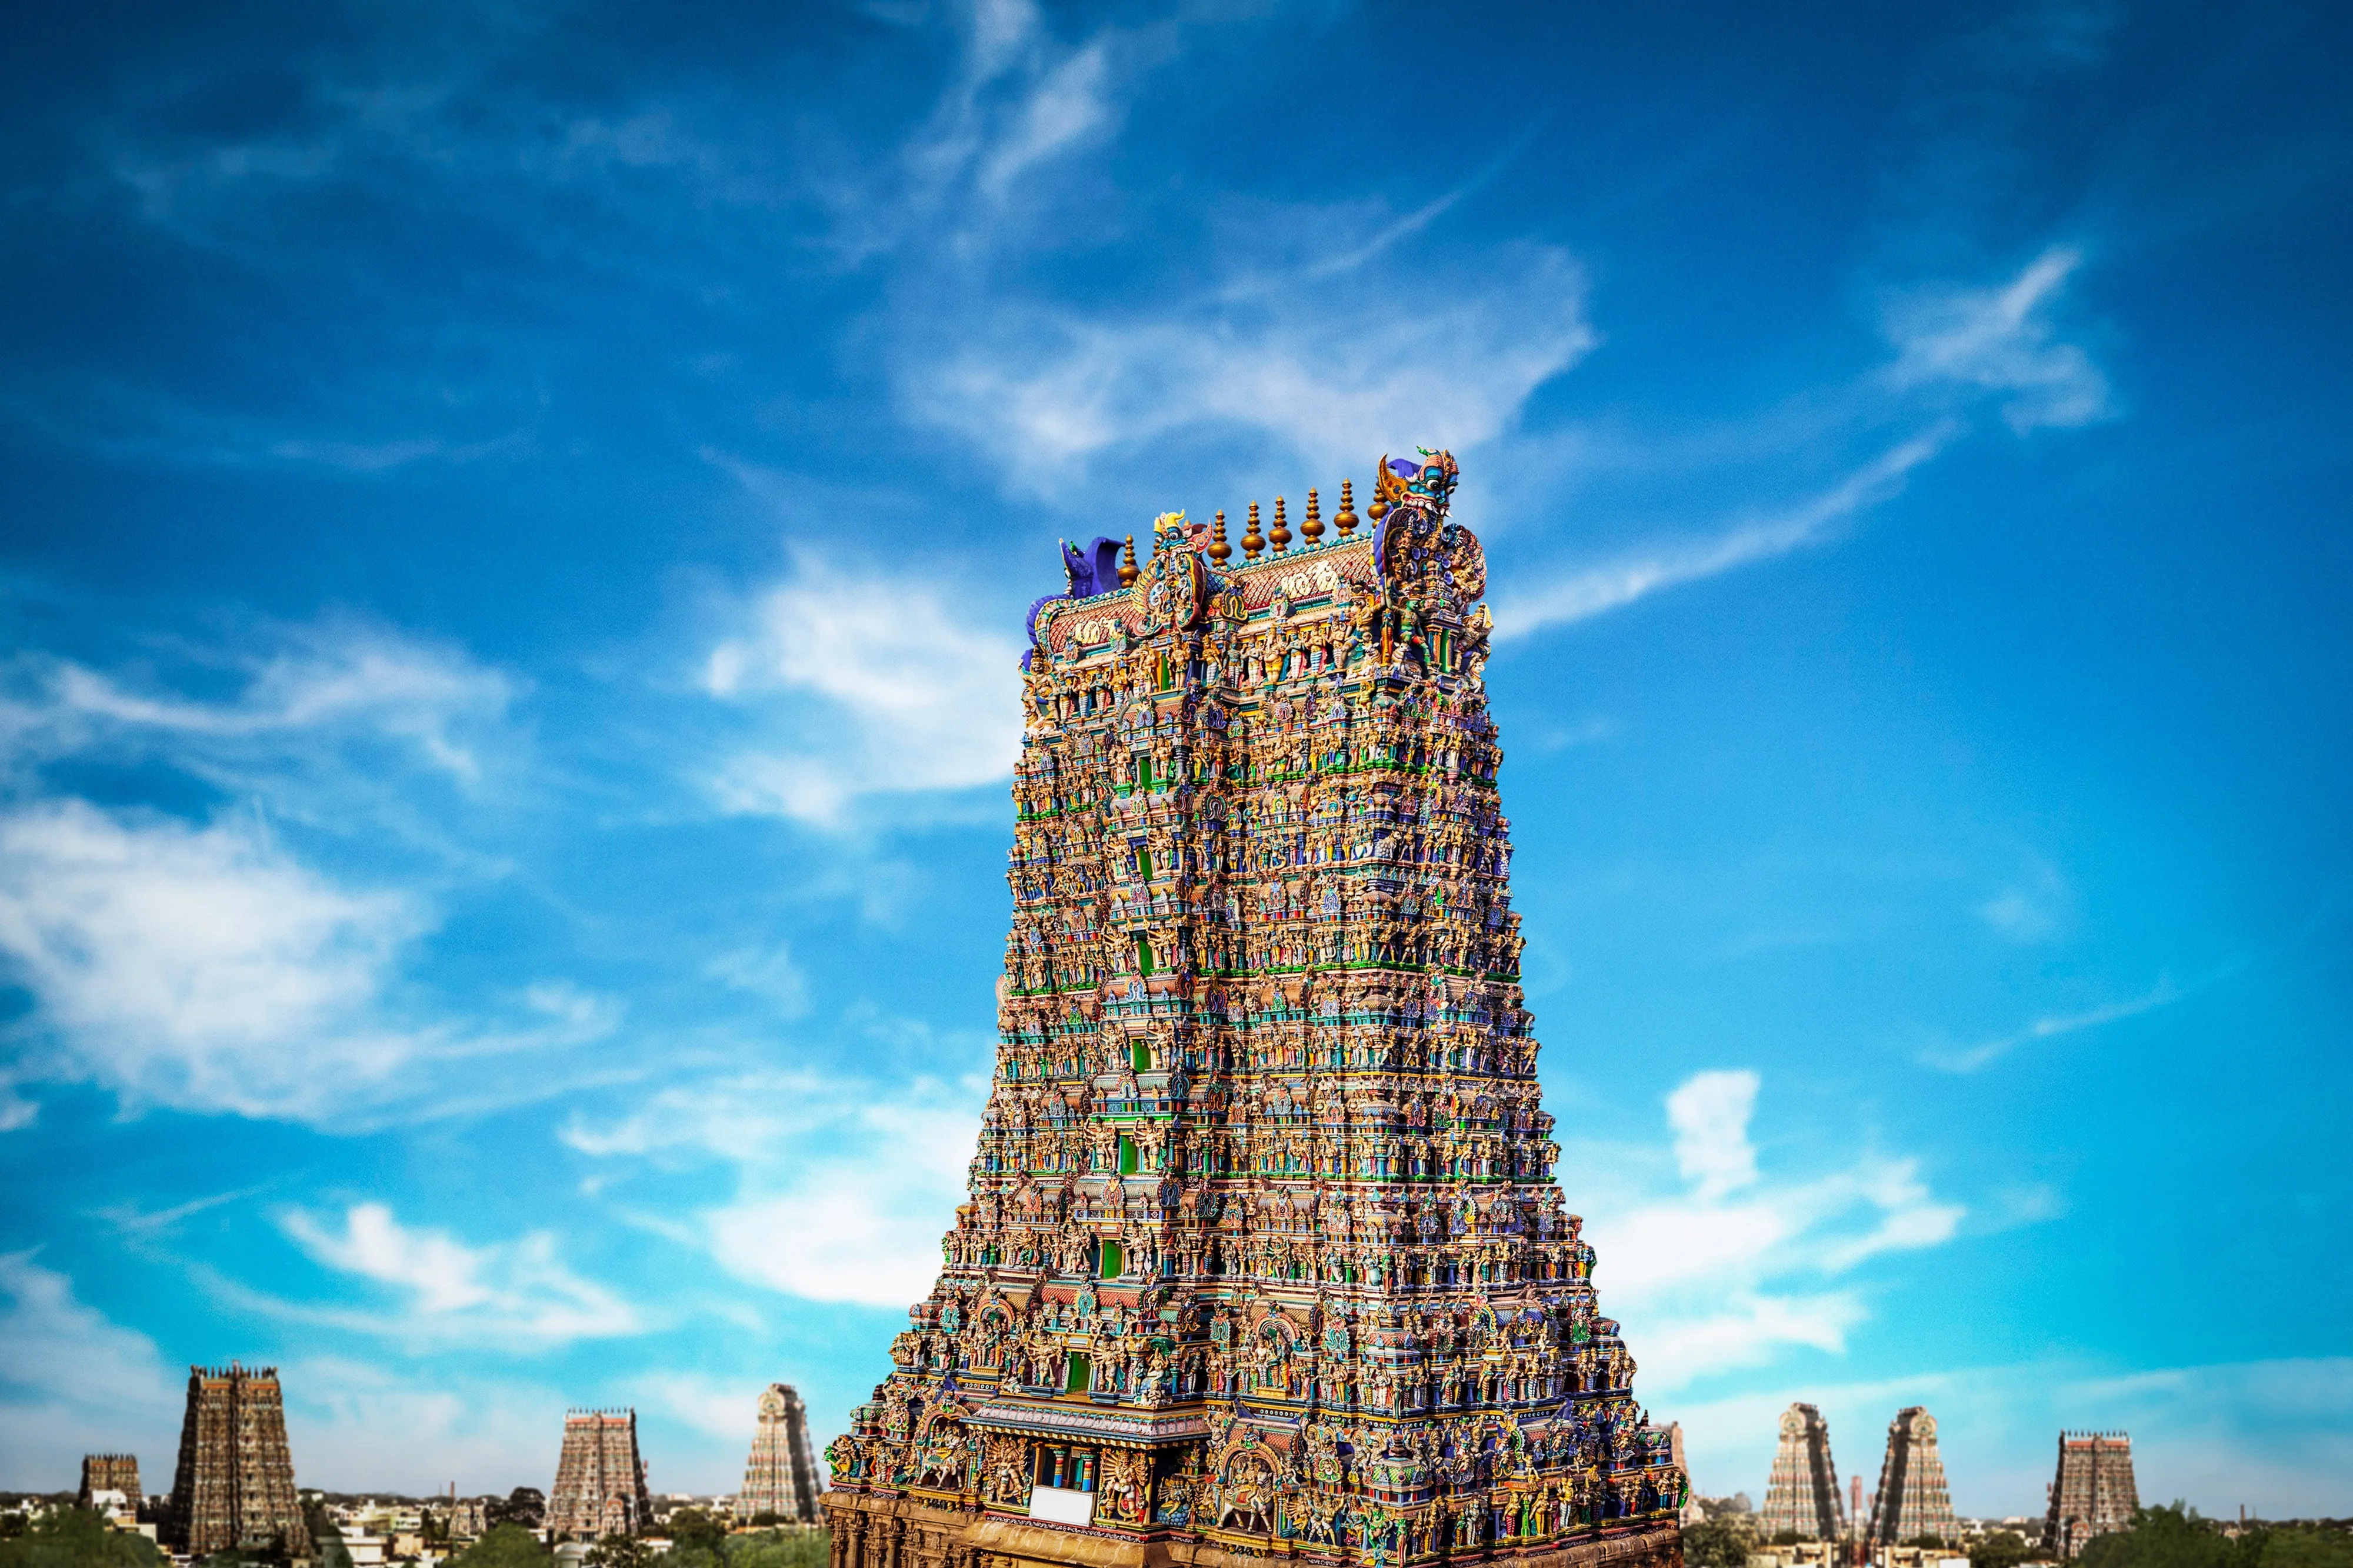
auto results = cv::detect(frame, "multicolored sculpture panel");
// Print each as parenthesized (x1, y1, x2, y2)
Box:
(825, 455, 1685, 1568)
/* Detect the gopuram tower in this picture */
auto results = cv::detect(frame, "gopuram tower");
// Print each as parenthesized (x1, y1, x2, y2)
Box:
(1863, 1408, 1957, 1546)
(1760, 1404, 1844, 1542)
(164, 1365, 309, 1558)
(739, 1383, 824, 1526)
(825, 453, 1685, 1568)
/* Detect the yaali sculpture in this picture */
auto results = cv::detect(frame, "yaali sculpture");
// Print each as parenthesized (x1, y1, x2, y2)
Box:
(825, 454, 1685, 1568)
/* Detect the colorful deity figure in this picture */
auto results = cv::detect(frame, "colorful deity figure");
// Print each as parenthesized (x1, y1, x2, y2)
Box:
(825, 456, 1685, 1568)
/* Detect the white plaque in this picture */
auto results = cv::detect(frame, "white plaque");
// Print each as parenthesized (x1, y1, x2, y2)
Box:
(1028, 1486, 1095, 1526)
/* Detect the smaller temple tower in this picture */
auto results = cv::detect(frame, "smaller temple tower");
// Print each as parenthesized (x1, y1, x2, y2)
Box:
(734, 1383, 821, 1525)
(1865, 1407, 1958, 1545)
(2044, 1432, 2138, 1558)
(165, 1365, 310, 1557)
(1762, 1403, 1847, 1541)
(548, 1410, 652, 1540)
(78, 1455, 142, 1513)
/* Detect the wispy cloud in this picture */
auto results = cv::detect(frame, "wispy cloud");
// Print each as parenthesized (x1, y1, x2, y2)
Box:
(905, 241, 1594, 479)
(275, 1202, 644, 1347)
(1494, 428, 1952, 640)
(0, 1252, 179, 1481)
(1569, 1069, 1967, 1390)
(1882, 245, 2113, 432)
(1923, 972, 2203, 1073)
(702, 551, 1023, 828)
(565, 1065, 986, 1309)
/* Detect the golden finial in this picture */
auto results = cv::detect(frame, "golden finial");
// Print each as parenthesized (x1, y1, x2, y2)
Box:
(1334, 480, 1359, 535)
(1302, 488, 1324, 543)
(1242, 502, 1265, 559)
(1209, 509, 1231, 565)
(1271, 496, 1291, 553)
(1119, 533, 1139, 587)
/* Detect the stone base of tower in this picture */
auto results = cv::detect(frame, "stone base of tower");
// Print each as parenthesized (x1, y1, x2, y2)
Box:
(825, 1492, 1681, 1568)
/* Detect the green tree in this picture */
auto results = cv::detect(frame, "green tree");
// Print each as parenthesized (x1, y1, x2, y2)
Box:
(724, 1530, 829, 1568)
(1772, 1532, 1805, 1547)
(2252, 1529, 2353, 1568)
(449, 1524, 551, 1568)
(2080, 1506, 2235, 1568)
(1972, 1529, 2035, 1568)
(664, 1513, 728, 1559)
(0, 1509, 162, 1568)
(1683, 1517, 1758, 1568)
(1908, 1537, 1952, 1552)
(585, 1536, 651, 1568)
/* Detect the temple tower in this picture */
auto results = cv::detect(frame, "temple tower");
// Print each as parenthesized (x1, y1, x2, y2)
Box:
(738, 1383, 822, 1525)
(1761, 1404, 1844, 1541)
(548, 1409, 652, 1540)
(824, 455, 1684, 1568)
(78, 1454, 143, 1513)
(2043, 1433, 2137, 1559)
(164, 1365, 310, 1557)
(1863, 1408, 1957, 1546)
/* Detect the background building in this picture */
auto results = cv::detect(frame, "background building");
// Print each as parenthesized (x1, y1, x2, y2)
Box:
(735, 1384, 820, 1526)
(77, 1456, 142, 1514)
(548, 1410, 652, 1540)
(1762, 1404, 1847, 1542)
(1865, 1408, 1959, 1546)
(2045, 1432, 2139, 1558)
(164, 1365, 311, 1557)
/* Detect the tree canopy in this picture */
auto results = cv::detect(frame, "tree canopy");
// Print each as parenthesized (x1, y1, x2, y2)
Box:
(2080, 1507, 2353, 1568)
(449, 1524, 550, 1568)
(0, 1510, 161, 1568)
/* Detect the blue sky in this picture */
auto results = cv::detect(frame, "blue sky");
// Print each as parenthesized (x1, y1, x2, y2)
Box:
(2, 0, 2348, 1519)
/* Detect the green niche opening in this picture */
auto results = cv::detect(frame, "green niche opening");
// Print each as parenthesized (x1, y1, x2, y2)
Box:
(1118, 1135, 1139, 1175)
(1134, 933, 1155, 977)
(1065, 1352, 1092, 1393)
(1130, 1039, 1151, 1072)
(1100, 1239, 1125, 1277)
(1136, 848, 1154, 880)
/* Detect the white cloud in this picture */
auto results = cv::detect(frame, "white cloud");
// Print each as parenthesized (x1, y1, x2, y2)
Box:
(0, 799, 426, 1119)
(1882, 245, 2112, 432)
(908, 243, 1594, 478)
(1668, 1069, 1763, 1201)
(0, 798, 618, 1125)
(281, 1354, 568, 1494)
(0, 1252, 181, 1482)
(705, 943, 810, 1017)
(2, 616, 515, 795)
(1923, 975, 2187, 1073)
(1493, 428, 1950, 640)
(565, 1067, 985, 1310)
(277, 1202, 642, 1346)
(1572, 1069, 1966, 1391)
(704, 556, 1023, 827)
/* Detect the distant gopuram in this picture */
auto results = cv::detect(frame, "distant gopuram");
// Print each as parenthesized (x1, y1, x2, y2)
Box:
(824, 456, 1685, 1568)
(164, 1365, 310, 1557)
(2044, 1432, 2138, 1558)
(78, 1454, 142, 1513)
(549, 1409, 653, 1540)
(737, 1383, 822, 1525)
(1760, 1404, 1845, 1541)
(1862, 1408, 1957, 1545)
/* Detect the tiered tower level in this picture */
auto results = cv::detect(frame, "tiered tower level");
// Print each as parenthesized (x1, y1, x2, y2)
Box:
(740, 1383, 825, 1526)
(825, 454, 1685, 1568)
(165, 1365, 309, 1557)
(1760, 1404, 1844, 1542)
(1863, 1408, 1957, 1546)
(549, 1409, 654, 1540)
(2044, 1433, 2137, 1560)
(78, 1454, 143, 1512)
